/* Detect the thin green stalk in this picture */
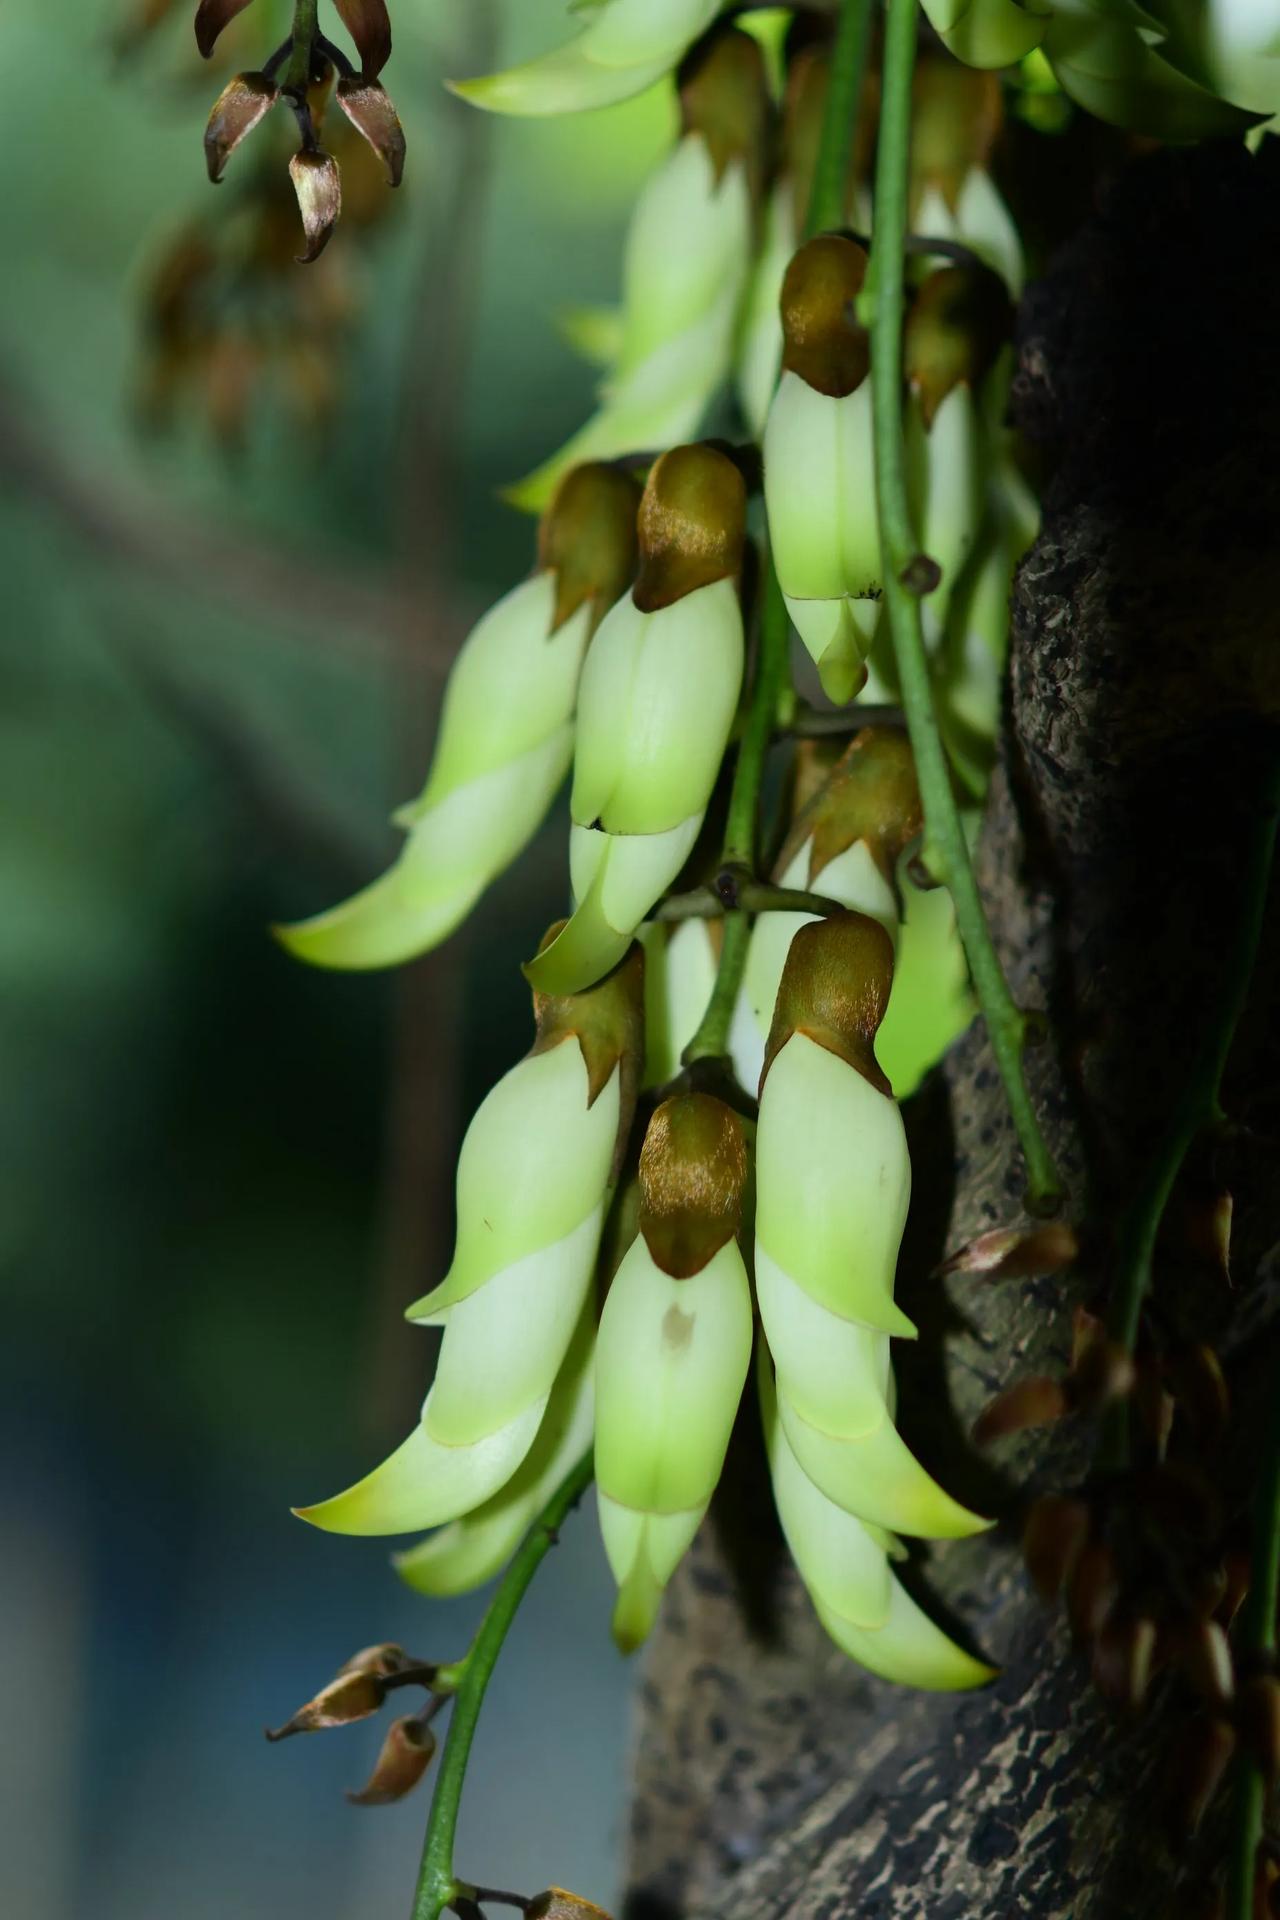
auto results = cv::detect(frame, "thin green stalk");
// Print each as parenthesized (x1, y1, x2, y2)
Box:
(1099, 758, 1279, 1469)
(1226, 1380, 1280, 1920)
(284, 0, 319, 92)
(864, 0, 1063, 1213)
(803, 0, 873, 240)
(411, 1450, 595, 1920)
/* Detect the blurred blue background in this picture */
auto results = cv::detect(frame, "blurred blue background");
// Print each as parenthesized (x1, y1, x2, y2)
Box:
(0, 2, 677, 1912)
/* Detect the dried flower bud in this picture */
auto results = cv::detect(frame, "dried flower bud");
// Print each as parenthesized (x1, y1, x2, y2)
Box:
(336, 78, 406, 186)
(677, 25, 772, 199)
(289, 149, 342, 263)
(638, 1093, 748, 1279)
(1022, 1493, 1091, 1602)
(973, 1376, 1070, 1446)
(333, 0, 391, 78)
(761, 911, 895, 1093)
(346, 1715, 437, 1805)
(338, 1643, 418, 1679)
(204, 72, 277, 183)
(1238, 1675, 1280, 1784)
(938, 1219, 1079, 1280)
(194, 0, 256, 59)
(1067, 1539, 1119, 1644)
(267, 1668, 385, 1741)
(527, 1891, 614, 1920)
(631, 444, 746, 613)
(904, 265, 1012, 430)
(780, 235, 871, 399)
(1165, 1717, 1236, 1842)
(537, 464, 642, 635)
(1092, 1614, 1157, 1711)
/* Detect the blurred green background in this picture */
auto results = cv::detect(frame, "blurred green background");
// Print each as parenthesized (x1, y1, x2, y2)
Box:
(0, 2, 676, 1912)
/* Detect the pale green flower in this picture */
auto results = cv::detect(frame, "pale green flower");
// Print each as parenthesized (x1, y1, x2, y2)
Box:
(450, 0, 724, 117)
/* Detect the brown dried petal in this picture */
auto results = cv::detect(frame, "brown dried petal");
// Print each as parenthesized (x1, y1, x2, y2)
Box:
(638, 1093, 748, 1279)
(1070, 1304, 1105, 1370)
(972, 1375, 1070, 1447)
(1066, 1539, 1120, 1644)
(1168, 1343, 1231, 1444)
(782, 46, 878, 236)
(338, 1643, 417, 1678)
(1183, 1188, 1233, 1282)
(538, 463, 642, 635)
(530, 934, 646, 1115)
(780, 234, 870, 399)
(527, 1891, 614, 1920)
(761, 911, 895, 1095)
(336, 77, 406, 186)
(204, 71, 277, 183)
(939, 1219, 1079, 1282)
(1070, 1337, 1138, 1412)
(773, 727, 921, 893)
(1238, 1675, 1280, 1784)
(904, 266, 1013, 430)
(1092, 1614, 1158, 1711)
(632, 444, 746, 613)
(194, 0, 256, 59)
(289, 149, 342, 263)
(1164, 1717, 1236, 1842)
(266, 1668, 385, 1741)
(332, 0, 392, 78)
(1022, 1493, 1091, 1602)
(677, 25, 772, 199)
(1180, 1619, 1235, 1707)
(346, 1716, 436, 1805)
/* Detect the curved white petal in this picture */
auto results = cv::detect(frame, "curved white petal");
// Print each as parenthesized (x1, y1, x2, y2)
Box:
(777, 1384, 989, 1540)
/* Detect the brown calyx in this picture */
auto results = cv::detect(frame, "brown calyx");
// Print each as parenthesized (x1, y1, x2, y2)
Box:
(538, 463, 642, 634)
(632, 444, 747, 613)
(760, 911, 895, 1094)
(780, 234, 871, 399)
(776, 726, 922, 889)
(904, 264, 1013, 429)
(638, 1092, 749, 1279)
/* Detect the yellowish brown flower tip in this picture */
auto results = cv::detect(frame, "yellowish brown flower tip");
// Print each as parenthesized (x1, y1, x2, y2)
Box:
(777, 726, 922, 891)
(1065, 1539, 1119, 1645)
(677, 25, 772, 200)
(204, 72, 277, 184)
(903, 265, 1012, 430)
(336, 78, 406, 187)
(194, 0, 255, 60)
(530, 931, 646, 1116)
(632, 444, 747, 614)
(638, 1092, 748, 1279)
(780, 234, 871, 400)
(538, 464, 643, 635)
(289, 150, 342, 263)
(346, 1715, 436, 1805)
(526, 1891, 614, 1920)
(761, 910, 895, 1093)
(910, 55, 1003, 213)
(332, 0, 392, 80)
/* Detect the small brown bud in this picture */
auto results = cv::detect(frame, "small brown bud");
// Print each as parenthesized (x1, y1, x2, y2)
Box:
(938, 1219, 1079, 1281)
(776, 727, 922, 892)
(638, 1093, 748, 1279)
(538, 464, 642, 635)
(780, 235, 870, 399)
(332, 0, 392, 79)
(1067, 1539, 1120, 1643)
(338, 1643, 418, 1679)
(194, 0, 255, 59)
(1022, 1493, 1091, 1601)
(904, 266, 1012, 430)
(1179, 1619, 1235, 1707)
(1070, 1337, 1137, 1412)
(973, 1375, 1070, 1447)
(336, 78, 406, 186)
(530, 935, 646, 1119)
(346, 1715, 436, 1805)
(1237, 1675, 1280, 1784)
(910, 55, 1003, 213)
(527, 1893, 614, 1920)
(632, 445, 746, 613)
(204, 72, 277, 183)
(1168, 1344, 1231, 1445)
(1092, 1613, 1158, 1711)
(289, 149, 342, 263)
(1165, 1717, 1236, 1842)
(761, 911, 895, 1094)
(677, 26, 772, 199)
(266, 1669, 385, 1741)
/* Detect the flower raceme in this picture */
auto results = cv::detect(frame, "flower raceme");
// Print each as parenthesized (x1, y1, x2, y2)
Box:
(508, 25, 770, 514)
(275, 463, 641, 971)
(525, 443, 747, 998)
(293, 941, 644, 1537)
(449, 0, 723, 118)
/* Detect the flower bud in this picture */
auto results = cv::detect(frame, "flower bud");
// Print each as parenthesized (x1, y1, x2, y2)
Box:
(505, 32, 766, 511)
(204, 73, 277, 183)
(763, 235, 879, 705)
(449, 0, 723, 117)
(760, 1356, 995, 1688)
(194, 0, 256, 59)
(266, 1644, 416, 1740)
(527, 1892, 613, 1920)
(595, 1098, 753, 1648)
(276, 465, 640, 972)
(289, 150, 342, 264)
(973, 1375, 1071, 1445)
(527, 448, 745, 996)
(332, 0, 392, 80)
(336, 78, 406, 187)
(347, 1715, 436, 1805)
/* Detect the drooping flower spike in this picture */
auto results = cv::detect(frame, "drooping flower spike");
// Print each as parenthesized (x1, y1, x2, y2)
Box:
(507, 24, 770, 514)
(276, 463, 641, 970)
(763, 233, 879, 706)
(754, 913, 989, 1539)
(595, 1092, 754, 1650)
(294, 939, 644, 1536)
(449, 0, 724, 118)
(526, 443, 746, 998)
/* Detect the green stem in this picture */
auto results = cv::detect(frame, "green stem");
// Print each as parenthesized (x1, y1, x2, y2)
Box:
(1099, 757, 1280, 1470)
(1226, 1378, 1280, 1920)
(803, 0, 873, 240)
(864, 0, 1063, 1213)
(410, 1450, 595, 1920)
(284, 0, 319, 92)
(682, 563, 790, 1065)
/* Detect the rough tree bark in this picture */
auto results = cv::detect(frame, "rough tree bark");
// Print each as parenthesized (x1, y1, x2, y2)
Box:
(622, 140, 1280, 1920)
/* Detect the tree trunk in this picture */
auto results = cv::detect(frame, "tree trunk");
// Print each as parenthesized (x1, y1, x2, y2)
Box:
(622, 139, 1280, 1920)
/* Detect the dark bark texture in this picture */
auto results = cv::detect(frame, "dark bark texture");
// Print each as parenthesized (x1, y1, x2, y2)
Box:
(622, 141, 1280, 1920)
